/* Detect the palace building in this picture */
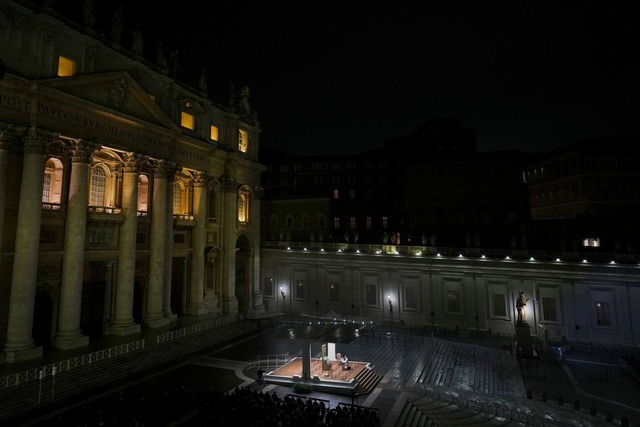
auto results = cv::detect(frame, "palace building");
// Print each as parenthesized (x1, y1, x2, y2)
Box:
(0, 0, 265, 363)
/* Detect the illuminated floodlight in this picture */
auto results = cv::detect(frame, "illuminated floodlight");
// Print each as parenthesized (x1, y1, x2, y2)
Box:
(287, 246, 291, 250)
(303, 247, 308, 251)
(458, 254, 463, 258)
(556, 258, 561, 262)
(436, 253, 441, 257)
(582, 259, 588, 263)
(530, 257, 534, 261)
(610, 260, 615, 264)
(505, 256, 510, 260)
(481, 255, 486, 258)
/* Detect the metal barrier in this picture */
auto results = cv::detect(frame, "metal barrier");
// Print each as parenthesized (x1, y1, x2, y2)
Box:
(254, 353, 289, 371)
(156, 314, 239, 344)
(0, 339, 145, 389)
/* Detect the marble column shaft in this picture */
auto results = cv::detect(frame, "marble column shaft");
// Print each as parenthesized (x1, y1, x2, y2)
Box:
(145, 160, 173, 327)
(187, 173, 207, 314)
(53, 140, 97, 349)
(3, 129, 48, 360)
(110, 153, 142, 333)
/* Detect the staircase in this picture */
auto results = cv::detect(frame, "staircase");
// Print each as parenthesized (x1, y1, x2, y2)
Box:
(354, 365, 381, 395)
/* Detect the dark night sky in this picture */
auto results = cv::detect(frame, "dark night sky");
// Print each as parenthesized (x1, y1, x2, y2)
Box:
(58, 1, 640, 156)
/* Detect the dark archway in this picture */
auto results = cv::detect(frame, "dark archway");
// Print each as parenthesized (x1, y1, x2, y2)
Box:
(32, 290, 53, 347)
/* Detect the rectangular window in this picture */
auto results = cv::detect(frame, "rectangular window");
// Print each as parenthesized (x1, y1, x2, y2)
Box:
(595, 301, 611, 326)
(181, 111, 195, 130)
(238, 129, 249, 153)
(349, 189, 356, 199)
(333, 217, 340, 228)
(366, 217, 372, 228)
(279, 164, 288, 172)
(583, 238, 600, 247)
(330, 282, 339, 302)
(366, 284, 377, 305)
(350, 217, 356, 228)
(405, 287, 417, 309)
(57, 55, 77, 77)
(263, 277, 274, 297)
(382, 216, 388, 228)
(492, 293, 507, 317)
(542, 297, 558, 321)
(447, 290, 460, 313)
(333, 189, 339, 199)
(295, 279, 305, 300)
(210, 125, 219, 141)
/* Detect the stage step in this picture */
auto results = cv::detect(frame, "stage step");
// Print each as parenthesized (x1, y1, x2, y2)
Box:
(354, 367, 382, 395)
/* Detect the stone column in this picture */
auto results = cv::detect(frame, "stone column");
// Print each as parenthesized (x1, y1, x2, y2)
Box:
(3, 128, 53, 362)
(0, 127, 18, 278)
(52, 139, 99, 350)
(163, 170, 176, 321)
(107, 152, 144, 335)
(249, 186, 265, 318)
(219, 176, 239, 314)
(145, 160, 174, 328)
(187, 172, 208, 315)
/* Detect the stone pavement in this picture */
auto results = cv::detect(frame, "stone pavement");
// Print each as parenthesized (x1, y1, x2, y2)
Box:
(2, 319, 639, 426)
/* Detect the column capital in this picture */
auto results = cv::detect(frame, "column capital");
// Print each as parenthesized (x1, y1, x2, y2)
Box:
(193, 171, 209, 188)
(66, 139, 101, 163)
(151, 159, 180, 180)
(0, 124, 27, 152)
(220, 175, 239, 192)
(22, 127, 59, 155)
(122, 152, 148, 173)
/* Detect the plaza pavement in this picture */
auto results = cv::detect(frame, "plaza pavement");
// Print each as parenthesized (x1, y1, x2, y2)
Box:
(1, 317, 639, 426)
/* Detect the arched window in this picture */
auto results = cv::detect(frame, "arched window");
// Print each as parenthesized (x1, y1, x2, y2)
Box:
(137, 174, 149, 213)
(173, 181, 184, 214)
(89, 165, 107, 206)
(237, 186, 250, 223)
(42, 157, 64, 205)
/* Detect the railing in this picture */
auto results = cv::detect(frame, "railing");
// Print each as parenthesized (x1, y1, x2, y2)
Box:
(0, 339, 145, 390)
(254, 353, 290, 371)
(156, 314, 239, 344)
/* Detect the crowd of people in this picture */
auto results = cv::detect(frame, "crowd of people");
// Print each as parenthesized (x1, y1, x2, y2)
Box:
(44, 385, 380, 426)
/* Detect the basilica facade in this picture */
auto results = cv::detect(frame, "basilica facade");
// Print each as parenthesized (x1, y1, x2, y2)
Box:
(0, 0, 265, 363)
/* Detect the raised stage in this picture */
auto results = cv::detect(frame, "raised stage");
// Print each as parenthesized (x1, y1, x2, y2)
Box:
(264, 357, 373, 396)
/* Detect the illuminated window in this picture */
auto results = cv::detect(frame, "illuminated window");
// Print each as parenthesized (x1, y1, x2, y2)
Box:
(210, 125, 219, 141)
(237, 186, 250, 223)
(382, 216, 388, 228)
(89, 165, 107, 206)
(238, 129, 248, 153)
(173, 181, 185, 214)
(333, 189, 339, 199)
(42, 158, 64, 204)
(180, 111, 195, 130)
(137, 175, 149, 212)
(350, 217, 356, 228)
(57, 55, 77, 77)
(333, 217, 340, 229)
(583, 238, 600, 247)
(366, 217, 372, 228)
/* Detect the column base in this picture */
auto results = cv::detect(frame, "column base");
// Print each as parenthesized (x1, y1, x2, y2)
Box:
(51, 334, 89, 351)
(3, 346, 43, 363)
(186, 306, 209, 316)
(144, 316, 171, 328)
(105, 323, 141, 336)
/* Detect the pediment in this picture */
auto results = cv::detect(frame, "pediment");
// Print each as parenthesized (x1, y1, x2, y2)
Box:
(37, 71, 178, 130)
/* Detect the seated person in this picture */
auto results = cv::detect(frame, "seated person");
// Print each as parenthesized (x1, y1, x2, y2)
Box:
(341, 355, 350, 370)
